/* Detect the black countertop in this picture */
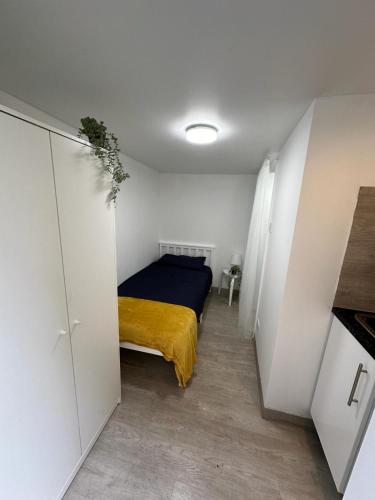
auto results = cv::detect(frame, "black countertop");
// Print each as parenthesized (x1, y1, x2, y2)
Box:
(332, 307, 375, 359)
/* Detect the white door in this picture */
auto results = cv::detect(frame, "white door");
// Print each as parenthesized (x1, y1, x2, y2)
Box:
(0, 113, 81, 499)
(311, 317, 375, 493)
(50, 132, 121, 451)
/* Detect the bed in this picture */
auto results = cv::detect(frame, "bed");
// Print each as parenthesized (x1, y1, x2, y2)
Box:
(118, 242, 214, 386)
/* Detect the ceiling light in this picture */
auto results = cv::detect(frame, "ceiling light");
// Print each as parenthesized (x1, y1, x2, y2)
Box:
(185, 124, 218, 144)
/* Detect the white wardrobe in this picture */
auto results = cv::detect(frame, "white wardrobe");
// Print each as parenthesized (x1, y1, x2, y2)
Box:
(0, 109, 121, 499)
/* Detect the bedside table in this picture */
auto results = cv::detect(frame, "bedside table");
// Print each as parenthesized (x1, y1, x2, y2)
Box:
(218, 269, 241, 306)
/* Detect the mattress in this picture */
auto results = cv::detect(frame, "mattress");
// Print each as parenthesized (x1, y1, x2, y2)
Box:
(117, 261, 212, 318)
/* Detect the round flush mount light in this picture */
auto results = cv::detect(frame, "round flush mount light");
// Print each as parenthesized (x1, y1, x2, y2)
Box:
(185, 124, 218, 144)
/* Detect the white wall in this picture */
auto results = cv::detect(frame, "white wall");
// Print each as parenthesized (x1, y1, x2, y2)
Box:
(159, 174, 256, 286)
(259, 94, 375, 418)
(256, 104, 315, 404)
(116, 156, 159, 284)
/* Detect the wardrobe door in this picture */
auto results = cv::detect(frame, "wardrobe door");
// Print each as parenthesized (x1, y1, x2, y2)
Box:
(50, 132, 121, 452)
(0, 113, 81, 499)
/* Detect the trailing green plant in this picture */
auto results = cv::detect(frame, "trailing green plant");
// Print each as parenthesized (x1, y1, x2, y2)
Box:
(230, 265, 241, 276)
(78, 117, 129, 202)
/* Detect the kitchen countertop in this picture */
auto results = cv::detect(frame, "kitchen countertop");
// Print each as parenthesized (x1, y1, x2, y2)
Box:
(332, 307, 375, 359)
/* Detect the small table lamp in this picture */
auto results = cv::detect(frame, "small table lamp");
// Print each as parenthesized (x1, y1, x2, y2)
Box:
(230, 253, 242, 275)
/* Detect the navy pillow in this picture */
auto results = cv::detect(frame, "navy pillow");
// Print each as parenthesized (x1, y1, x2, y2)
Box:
(158, 253, 206, 270)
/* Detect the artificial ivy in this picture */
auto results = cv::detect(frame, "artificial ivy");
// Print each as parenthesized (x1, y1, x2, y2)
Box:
(78, 117, 129, 202)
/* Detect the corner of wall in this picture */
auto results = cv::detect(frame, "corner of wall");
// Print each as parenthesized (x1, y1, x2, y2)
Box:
(258, 102, 316, 416)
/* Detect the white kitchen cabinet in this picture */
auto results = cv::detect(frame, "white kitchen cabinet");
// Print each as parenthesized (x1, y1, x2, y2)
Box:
(344, 407, 375, 500)
(311, 316, 375, 493)
(51, 133, 121, 452)
(0, 107, 121, 499)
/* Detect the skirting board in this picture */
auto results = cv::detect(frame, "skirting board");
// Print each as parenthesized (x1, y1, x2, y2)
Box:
(253, 339, 314, 431)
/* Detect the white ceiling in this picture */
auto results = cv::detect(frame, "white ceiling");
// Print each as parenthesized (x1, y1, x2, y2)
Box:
(1, 0, 375, 173)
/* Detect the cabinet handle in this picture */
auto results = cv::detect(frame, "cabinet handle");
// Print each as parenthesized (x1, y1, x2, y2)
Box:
(347, 363, 368, 406)
(59, 329, 67, 336)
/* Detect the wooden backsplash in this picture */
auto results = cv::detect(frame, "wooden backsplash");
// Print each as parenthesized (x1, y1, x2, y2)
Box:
(334, 186, 375, 313)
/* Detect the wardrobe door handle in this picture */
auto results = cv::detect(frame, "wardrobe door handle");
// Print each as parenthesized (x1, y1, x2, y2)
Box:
(59, 329, 67, 336)
(347, 363, 368, 406)
(71, 319, 81, 331)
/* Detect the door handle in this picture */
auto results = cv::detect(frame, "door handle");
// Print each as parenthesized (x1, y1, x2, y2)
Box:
(59, 329, 67, 336)
(347, 363, 368, 406)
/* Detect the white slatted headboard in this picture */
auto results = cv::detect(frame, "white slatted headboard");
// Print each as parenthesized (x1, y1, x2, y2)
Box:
(159, 241, 215, 269)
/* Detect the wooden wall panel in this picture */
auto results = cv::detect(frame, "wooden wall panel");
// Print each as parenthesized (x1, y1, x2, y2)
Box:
(334, 187, 375, 312)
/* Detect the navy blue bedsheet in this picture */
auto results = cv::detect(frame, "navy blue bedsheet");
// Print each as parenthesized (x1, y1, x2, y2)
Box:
(117, 261, 212, 318)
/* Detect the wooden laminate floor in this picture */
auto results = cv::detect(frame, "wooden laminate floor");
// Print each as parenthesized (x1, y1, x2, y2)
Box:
(65, 292, 341, 500)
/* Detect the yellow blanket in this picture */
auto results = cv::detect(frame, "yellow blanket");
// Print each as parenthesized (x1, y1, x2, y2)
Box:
(118, 297, 198, 387)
